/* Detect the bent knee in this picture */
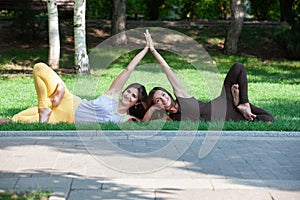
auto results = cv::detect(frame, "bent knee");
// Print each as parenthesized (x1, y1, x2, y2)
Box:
(33, 62, 49, 75)
(232, 62, 245, 70)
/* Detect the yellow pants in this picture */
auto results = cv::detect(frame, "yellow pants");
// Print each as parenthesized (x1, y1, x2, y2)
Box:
(12, 63, 81, 123)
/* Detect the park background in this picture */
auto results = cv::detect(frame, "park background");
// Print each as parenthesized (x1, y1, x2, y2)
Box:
(0, 0, 299, 131)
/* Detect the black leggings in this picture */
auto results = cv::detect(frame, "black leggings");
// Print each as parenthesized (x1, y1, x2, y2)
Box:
(212, 63, 274, 122)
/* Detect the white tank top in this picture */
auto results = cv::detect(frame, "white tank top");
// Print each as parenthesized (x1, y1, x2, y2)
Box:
(75, 95, 127, 123)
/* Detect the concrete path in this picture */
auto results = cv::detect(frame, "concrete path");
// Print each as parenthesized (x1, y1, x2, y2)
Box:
(0, 130, 299, 200)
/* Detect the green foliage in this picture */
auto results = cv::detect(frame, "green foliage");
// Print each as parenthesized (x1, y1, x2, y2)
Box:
(0, 10, 15, 19)
(248, 0, 280, 20)
(180, 0, 197, 20)
(10, 10, 47, 41)
(127, 0, 146, 20)
(190, 0, 229, 20)
(293, 0, 300, 23)
(143, 0, 166, 20)
(5, 2, 72, 42)
(0, 49, 47, 65)
(1, 0, 286, 21)
(142, 0, 230, 20)
(0, 190, 51, 200)
(156, 0, 182, 20)
(73, 0, 290, 21)
(86, 0, 111, 19)
(274, 23, 300, 60)
(272, 0, 300, 59)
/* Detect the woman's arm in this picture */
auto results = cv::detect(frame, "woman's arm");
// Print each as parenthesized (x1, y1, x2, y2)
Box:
(142, 105, 171, 122)
(145, 30, 192, 98)
(105, 34, 149, 96)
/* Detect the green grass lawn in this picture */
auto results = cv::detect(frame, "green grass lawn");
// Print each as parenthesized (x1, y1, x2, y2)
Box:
(0, 190, 51, 200)
(0, 50, 299, 131)
(0, 23, 299, 131)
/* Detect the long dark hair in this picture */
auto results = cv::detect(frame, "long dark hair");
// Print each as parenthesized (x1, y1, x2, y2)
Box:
(124, 83, 148, 119)
(148, 87, 175, 107)
(147, 87, 175, 120)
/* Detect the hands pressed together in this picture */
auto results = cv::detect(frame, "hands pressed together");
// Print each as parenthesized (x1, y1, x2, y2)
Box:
(144, 29, 155, 52)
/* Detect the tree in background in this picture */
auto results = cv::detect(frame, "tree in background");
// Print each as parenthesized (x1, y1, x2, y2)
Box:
(47, 0, 60, 69)
(74, 0, 90, 74)
(112, 0, 127, 45)
(127, 0, 145, 20)
(86, 0, 111, 19)
(279, 0, 296, 23)
(158, 0, 182, 20)
(274, 0, 299, 59)
(224, 0, 244, 54)
(182, 0, 196, 20)
(195, 0, 229, 20)
(144, 0, 165, 20)
(4, 0, 296, 63)
(8, 1, 48, 41)
(249, 0, 279, 20)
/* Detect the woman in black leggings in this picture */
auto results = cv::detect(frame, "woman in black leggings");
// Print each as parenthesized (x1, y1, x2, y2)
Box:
(143, 30, 274, 122)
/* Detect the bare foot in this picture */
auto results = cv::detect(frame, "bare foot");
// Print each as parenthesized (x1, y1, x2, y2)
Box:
(231, 84, 239, 106)
(0, 119, 11, 123)
(237, 103, 257, 121)
(38, 107, 52, 123)
(50, 82, 65, 107)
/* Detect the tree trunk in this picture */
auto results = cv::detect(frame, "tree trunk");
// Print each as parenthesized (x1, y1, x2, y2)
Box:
(224, 0, 244, 54)
(112, 0, 127, 45)
(279, 0, 295, 23)
(47, 0, 60, 69)
(74, 0, 90, 74)
(145, 0, 165, 20)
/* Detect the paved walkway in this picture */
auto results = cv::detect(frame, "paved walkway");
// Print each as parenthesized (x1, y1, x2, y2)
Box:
(0, 131, 299, 200)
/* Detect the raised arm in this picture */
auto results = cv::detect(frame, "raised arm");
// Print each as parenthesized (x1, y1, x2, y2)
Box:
(145, 30, 192, 98)
(105, 36, 149, 96)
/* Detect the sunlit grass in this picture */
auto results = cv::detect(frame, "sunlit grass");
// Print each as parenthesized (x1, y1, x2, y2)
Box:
(0, 46, 299, 131)
(0, 190, 51, 200)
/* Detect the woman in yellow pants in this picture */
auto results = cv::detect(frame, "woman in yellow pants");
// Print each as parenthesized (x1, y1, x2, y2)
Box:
(12, 62, 81, 123)
(12, 31, 151, 123)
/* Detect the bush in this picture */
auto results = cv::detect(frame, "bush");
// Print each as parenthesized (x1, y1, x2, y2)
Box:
(10, 10, 48, 41)
(273, 23, 300, 59)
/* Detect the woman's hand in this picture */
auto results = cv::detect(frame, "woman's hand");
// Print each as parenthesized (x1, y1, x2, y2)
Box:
(144, 29, 154, 51)
(126, 115, 141, 122)
(142, 104, 163, 122)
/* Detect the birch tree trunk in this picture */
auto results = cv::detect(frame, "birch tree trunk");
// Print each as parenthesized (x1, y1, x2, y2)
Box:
(224, 0, 244, 54)
(47, 0, 60, 69)
(112, 0, 127, 45)
(74, 0, 90, 74)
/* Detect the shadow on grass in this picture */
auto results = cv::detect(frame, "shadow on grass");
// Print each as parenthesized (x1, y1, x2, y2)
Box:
(246, 64, 300, 85)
